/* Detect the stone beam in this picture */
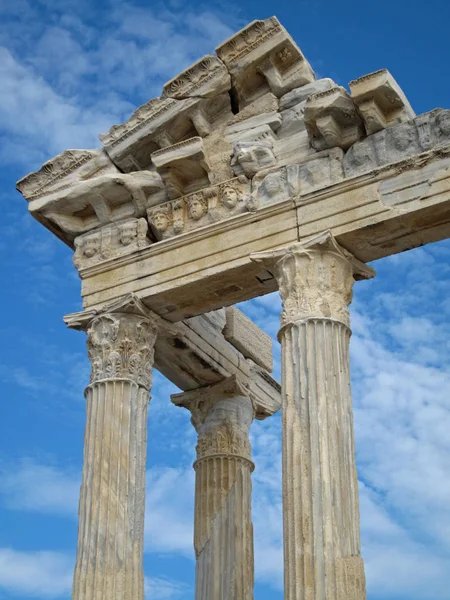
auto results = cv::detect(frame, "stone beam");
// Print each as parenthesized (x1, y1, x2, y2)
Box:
(78, 145, 450, 319)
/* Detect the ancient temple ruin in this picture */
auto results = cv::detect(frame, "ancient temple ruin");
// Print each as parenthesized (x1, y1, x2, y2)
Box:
(16, 16, 450, 600)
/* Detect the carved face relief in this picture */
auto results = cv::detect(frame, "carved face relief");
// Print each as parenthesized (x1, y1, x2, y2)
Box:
(83, 235, 100, 258)
(390, 126, 414, 151)
(221, 186, 239, 209)
(150, 210, 170, 232)
(233, 143, 276, 177)
(436, 112, 450, 137)
(187, 195, 206, 220)
(119, 224, 137, 246)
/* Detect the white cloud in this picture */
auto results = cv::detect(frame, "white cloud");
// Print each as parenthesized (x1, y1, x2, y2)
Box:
(144, 575, 189, 600)
(0, 548, 73, 598)
(0, 1, 240, 170)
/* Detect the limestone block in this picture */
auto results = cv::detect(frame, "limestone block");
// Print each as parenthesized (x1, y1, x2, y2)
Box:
(304, 86, 365, 151)
(216, 17, 315, 106)
(16, 150, 165, 245)
(99, 94, 233, 172)
(151, 136, 213, 199)
(223, 306, 273, 372)
(350, 69, 415, 135)
(279, 78, 336, 111)
(344, 109, 450, 177)
(73, 218, 151, 270)
(277, 103, 307, 138)
(163, 54, 231, 99)
(231, 140, 277, 177)
(147, 176, 253, 240)
(225, 111, 282, 136)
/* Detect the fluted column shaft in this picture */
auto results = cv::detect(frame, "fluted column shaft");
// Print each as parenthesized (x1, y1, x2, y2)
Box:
(72, 309, 158, 600)
(252, 232, 375, 600)
(172, 377, 255, 600)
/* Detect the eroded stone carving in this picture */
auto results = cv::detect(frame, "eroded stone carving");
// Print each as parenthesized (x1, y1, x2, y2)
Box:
(151, 136, 213, 199)
(73, 218, 150, 270)
(344, 109, 450, 177)
(251, 231, 374, 329)
(147, 177, 253, 240)
(216, 17, 315, 106)
(304, 86, 365, 150)
(87, 311, 157, 388)
(231, 140, 277, 177)
(100, 94, 233, 172)
(163, 54, 230, 99)
(350, 69, 415, 135)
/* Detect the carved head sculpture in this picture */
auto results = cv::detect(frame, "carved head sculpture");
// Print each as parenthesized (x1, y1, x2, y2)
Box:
(148, 206, 171, 233)
(119, 222, 137, 246)
(436, 111, 450, 137)
(82, 233, 100, 258)
(390, 125, 414, 152)
(221, 185, 240, 209)
(187, 193, 207, 220)
(261, 172, 285, 198)
(232, 141, 276, 177)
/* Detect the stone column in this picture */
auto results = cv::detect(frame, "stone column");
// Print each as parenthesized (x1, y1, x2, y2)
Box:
(251, 231, 375, 600)
(171, 377, 255, 600)
(69, 302, 158, 600)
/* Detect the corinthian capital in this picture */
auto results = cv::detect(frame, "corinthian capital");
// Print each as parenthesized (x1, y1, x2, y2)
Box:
(251, 231, 375, 328)
(172, 377, 255, 462)
(65, 294, 159, 389)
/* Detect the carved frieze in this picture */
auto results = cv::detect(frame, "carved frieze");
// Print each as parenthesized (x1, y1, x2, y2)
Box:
(86, 312, 158, 389)
(73, 218, 151, 270)
(16, 149, 117, 201)
(147, 177, 254, 240)
(344, 109, 450, 177)
(163, 54, 230, 99)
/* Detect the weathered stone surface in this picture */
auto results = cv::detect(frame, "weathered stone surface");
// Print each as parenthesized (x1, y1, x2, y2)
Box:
(163, 54, 231, 99)
(223, 306, 273, 372)
(73, 218, 150, 270)
(230, 92, 279, 123)
(251, 148, 344, 208)
(231, 140, 277, 177)
(99, 94, 233, 172)
(226, 111, 282, 137)
(279, 78, 336, 111)
(251, 232, 373, 600)
(304, 86, 365, 150)
(151, 136, 213, 199)
(146, 176, 254, 241)
(349, 69, 415, 135)
(216, 17, 315, 105)
(16, 151, 165, 245)
(344, 108, 450, 177)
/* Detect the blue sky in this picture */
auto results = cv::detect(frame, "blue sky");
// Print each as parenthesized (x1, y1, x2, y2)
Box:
(1, 0, 450, 598)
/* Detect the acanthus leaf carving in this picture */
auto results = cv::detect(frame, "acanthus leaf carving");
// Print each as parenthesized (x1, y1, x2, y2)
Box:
(86, 313, 157, 389)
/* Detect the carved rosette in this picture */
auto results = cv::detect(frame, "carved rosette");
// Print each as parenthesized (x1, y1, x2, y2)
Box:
(86, 312, 158, 389)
